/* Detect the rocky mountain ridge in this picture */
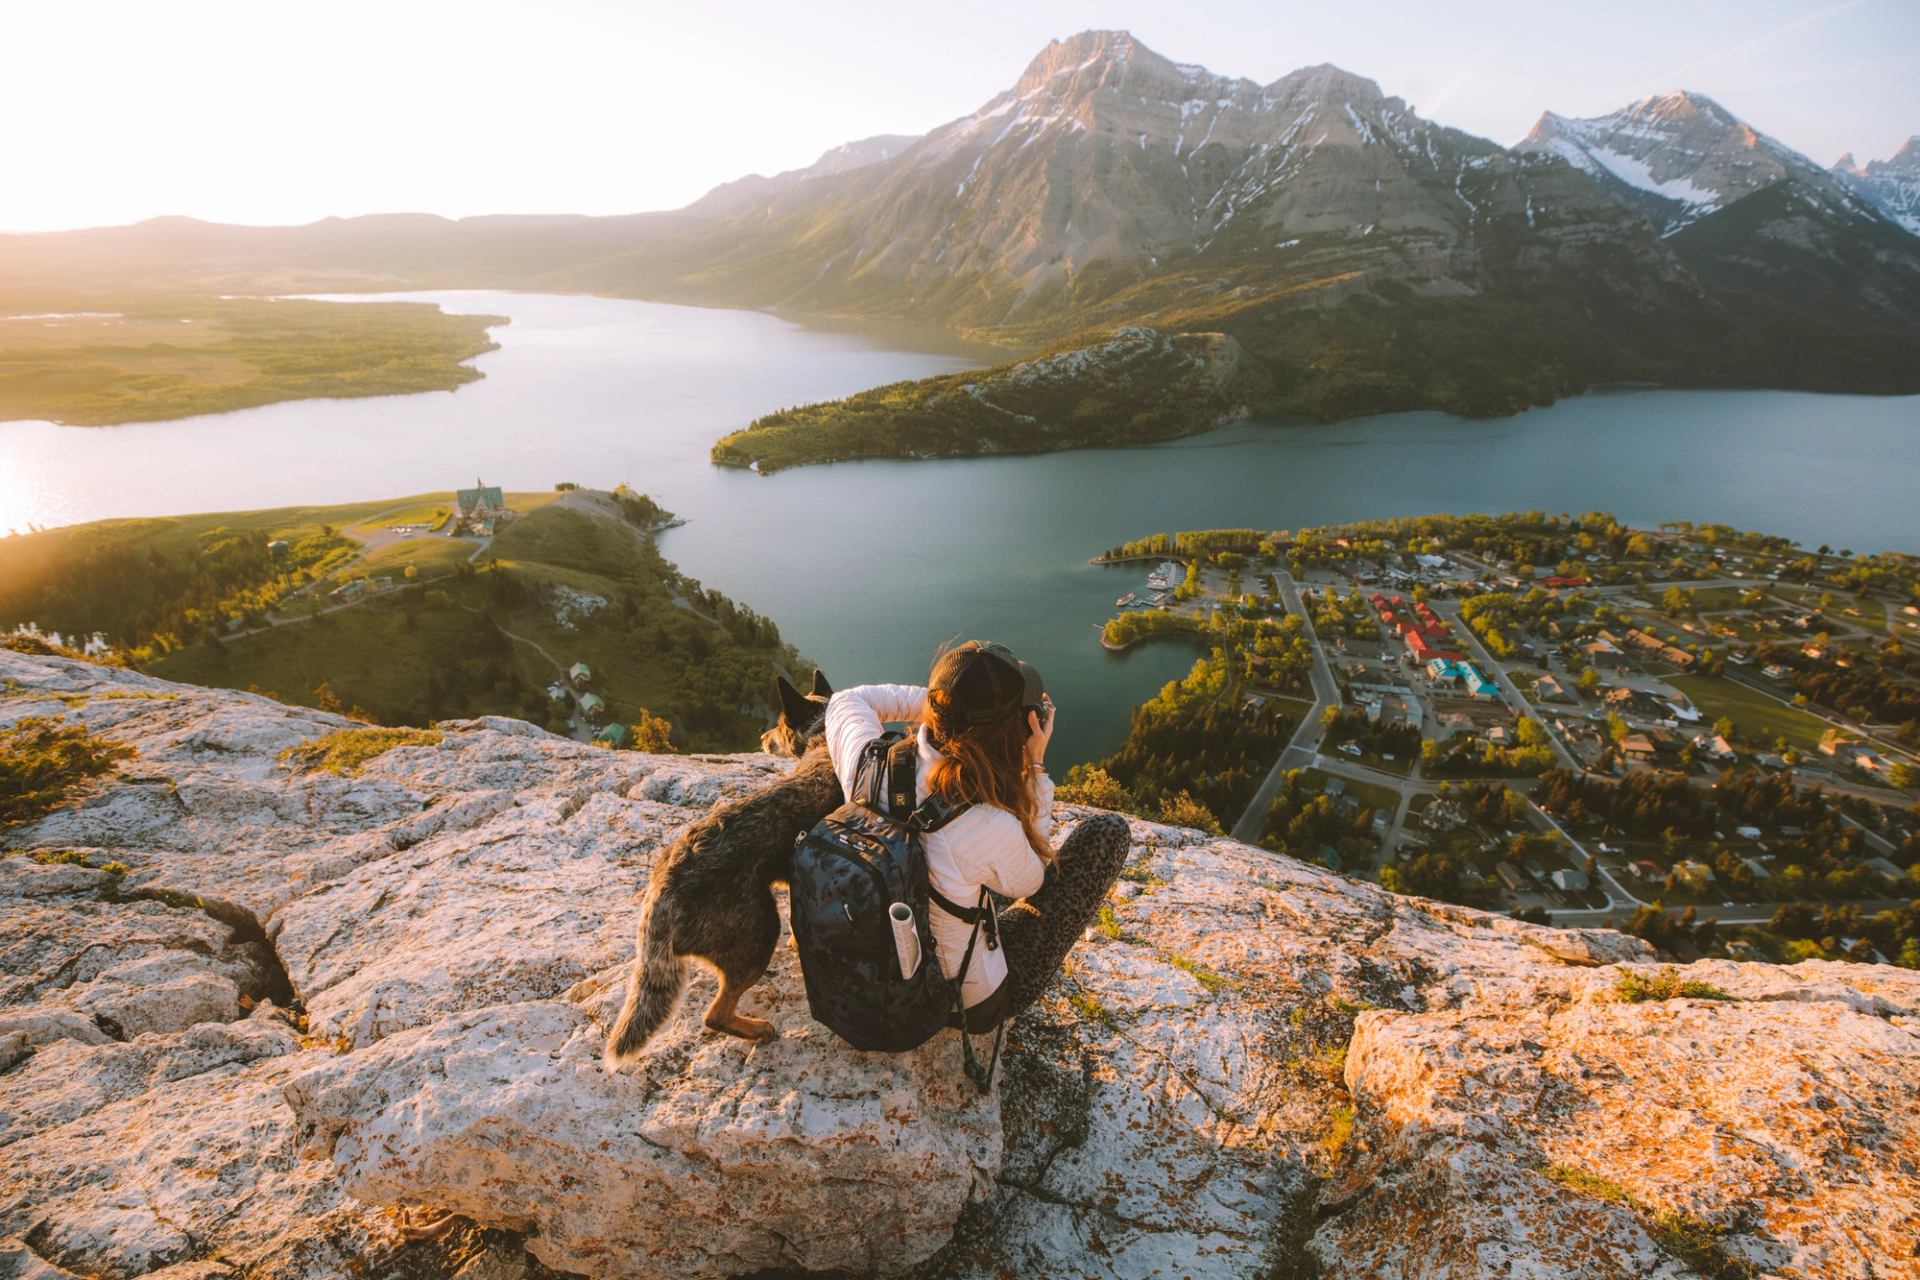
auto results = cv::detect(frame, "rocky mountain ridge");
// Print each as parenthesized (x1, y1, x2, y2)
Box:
(3, 649, 1917, 1279)
(1517, 90, 1855, 235)
(1833, 136, 1920, 235)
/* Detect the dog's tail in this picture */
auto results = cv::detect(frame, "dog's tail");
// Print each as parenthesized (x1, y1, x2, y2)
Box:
(603, 899, 685, 1071)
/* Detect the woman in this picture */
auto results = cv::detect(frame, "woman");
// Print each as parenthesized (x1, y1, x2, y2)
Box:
(823, 639, 1132, 1029)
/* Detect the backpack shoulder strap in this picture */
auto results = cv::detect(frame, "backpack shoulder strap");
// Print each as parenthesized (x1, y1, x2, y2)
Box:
(852, 730, 905, 812)
(887, 732, 972, 833)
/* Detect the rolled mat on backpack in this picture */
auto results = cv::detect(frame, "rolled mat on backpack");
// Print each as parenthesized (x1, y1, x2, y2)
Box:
(889, 901, 922, 978)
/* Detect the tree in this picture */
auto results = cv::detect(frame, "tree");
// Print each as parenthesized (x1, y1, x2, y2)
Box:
(1713, 716, 1735, 740)
(1157, 790, 1222, 834)
(1663, 586, 1692, 616)
(629, 710, 675, 753)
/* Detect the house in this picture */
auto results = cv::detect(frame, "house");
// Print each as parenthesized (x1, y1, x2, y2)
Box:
(1671, 859, 1716, 891)
(1761, 664, 1792, 679)
(1324, 778, 1347, 798)
(1535, 675, 1569, 702)
(1742, 857, 1772, 881)
(576, 692, 608, 723)
(1852, 751, 1889, 777)
(1818, 731, 1858, 758)
(328, 578, 368, 603)
(1735, 825, 1763, 840)
(1496, 863, 1530, 893)
(1620, 733, 1657, 761)
(1624, 628, 1695, 669)
(1724, 939, 1761, 961)
(568, 662, 592, 690)
(1863, 857, 1909, 884)
(1697, 735, 1737, 762)
(1583, 640, 1632, 671)
(1629, 860, 1663, 882)
(1550, 868, 1590, 892)
(595, 722, 633, 749)
(451, 479, 516, 536)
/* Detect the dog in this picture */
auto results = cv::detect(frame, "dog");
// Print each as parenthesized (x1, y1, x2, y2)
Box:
(603, 669, 844, 1068)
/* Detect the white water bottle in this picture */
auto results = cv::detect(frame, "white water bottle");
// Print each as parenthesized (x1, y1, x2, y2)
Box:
(888, 902, 922, 979)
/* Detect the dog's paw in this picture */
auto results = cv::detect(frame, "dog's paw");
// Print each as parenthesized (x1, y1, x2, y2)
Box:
(735, 1014, 779, 1043)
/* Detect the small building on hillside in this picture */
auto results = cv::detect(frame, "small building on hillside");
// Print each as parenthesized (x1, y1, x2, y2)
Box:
(568, 662, 592, 690)
(577, 692, 608, 724)
(451, 479, 516, 537)
(596, 722, 633, 749)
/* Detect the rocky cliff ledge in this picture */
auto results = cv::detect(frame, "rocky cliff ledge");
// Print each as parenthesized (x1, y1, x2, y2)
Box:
(2, 648, 1916, 1280)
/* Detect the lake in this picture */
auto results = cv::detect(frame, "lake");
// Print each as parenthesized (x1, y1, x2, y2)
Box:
(2, 289, 1916, 765)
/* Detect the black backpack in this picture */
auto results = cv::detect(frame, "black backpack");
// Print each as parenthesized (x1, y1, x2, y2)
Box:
(789, 731, 1005, 1090)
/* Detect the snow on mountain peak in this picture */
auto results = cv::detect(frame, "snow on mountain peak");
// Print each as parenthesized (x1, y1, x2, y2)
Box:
(1519, 90, 1835, 233)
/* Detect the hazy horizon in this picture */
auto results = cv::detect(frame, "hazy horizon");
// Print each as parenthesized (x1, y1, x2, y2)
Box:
(4, 0, 1916, 234)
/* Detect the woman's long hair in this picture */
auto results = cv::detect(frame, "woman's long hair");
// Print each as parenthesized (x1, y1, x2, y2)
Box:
(921, 647, 1053, 862)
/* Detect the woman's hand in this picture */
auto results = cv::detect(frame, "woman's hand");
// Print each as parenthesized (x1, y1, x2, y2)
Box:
(1026, 695, 1055, 768)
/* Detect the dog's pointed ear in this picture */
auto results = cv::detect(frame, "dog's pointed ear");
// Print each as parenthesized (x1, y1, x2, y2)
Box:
(774, 674, 813, 725)
(811, 669, 832, 699)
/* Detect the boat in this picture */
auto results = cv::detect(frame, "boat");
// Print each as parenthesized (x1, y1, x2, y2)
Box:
(1116, 592, 1138, 608)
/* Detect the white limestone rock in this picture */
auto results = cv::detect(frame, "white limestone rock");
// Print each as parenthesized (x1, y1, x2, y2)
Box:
(6, 649, 1918, 1280)
(286, 954, 1003, 1279)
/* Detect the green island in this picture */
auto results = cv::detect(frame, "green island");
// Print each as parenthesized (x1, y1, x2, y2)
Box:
(0, 485, 802, 751)
(0, 295, 503, 426)
(1064, 510, 1920, 971)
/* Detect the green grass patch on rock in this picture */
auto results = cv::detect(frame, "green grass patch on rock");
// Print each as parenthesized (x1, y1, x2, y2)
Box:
(279, 726, 442, 776)
(1613, 966, 1738, 1004)
(1, 715, 137, 830)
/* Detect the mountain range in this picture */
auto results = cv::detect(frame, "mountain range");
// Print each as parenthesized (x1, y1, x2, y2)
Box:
(1833, 137, 1920, 235)
(5, 30, 1916, 458)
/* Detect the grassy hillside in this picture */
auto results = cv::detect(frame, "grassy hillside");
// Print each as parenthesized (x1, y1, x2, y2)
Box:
(0, 489, 803, 751)
(0, 295, 504, 426)
(712, 328, 1241, 472)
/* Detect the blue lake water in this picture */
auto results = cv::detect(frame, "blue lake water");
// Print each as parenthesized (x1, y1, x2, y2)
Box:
(2, 290, 1915, 764)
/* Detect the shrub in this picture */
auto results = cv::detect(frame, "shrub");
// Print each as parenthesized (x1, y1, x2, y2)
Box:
(1, 716, 136, 829)
(1613, 966, 1737, 1003)
(279, 726, 442, 776)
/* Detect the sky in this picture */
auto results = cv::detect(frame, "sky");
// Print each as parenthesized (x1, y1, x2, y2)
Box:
(3, 0, 1916, 232)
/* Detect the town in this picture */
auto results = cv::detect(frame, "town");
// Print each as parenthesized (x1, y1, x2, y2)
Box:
(1074, 513, 1920, 967)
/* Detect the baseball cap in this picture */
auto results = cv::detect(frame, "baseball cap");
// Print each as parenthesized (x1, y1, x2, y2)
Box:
(935, 640, 1046, 726)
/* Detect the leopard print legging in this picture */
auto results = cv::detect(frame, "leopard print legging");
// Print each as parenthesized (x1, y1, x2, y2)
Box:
(956, 811, 1131, 1027)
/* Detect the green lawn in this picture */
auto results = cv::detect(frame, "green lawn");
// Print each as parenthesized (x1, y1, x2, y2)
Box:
(347, 501, 453, 536)
(349, 538, 478, 583)
(1301, 768, 1402, 818)
(1666, 674, 1832, 755)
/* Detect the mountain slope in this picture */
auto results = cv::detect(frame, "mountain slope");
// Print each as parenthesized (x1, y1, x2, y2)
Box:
(1834, 137, 1920, 235)
(573, 30, 1693, 341)
(682, 133, 920, 219)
